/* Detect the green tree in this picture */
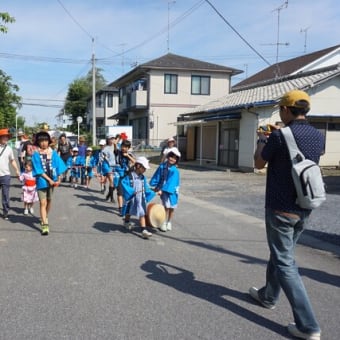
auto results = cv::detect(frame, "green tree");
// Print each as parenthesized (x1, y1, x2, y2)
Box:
(0, 12, 15, 33)
(63, 68, 106, 133)
(0, 70, 21, 128)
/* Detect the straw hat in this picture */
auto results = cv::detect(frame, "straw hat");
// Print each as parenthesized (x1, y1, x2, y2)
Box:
(0, 128, 11, 138)
(147, 203, 166, 228)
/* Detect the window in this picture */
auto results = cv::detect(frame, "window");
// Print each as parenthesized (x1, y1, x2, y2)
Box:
(328, 123, 340, 131)
(96, 94, 103, 108)
(107, 93, 113, 108)
(164, 74, 178, 94)
(119, 88, 125, 104)
(191, 75, 210, 95)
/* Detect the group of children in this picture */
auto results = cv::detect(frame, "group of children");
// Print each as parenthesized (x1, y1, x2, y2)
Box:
(18, 133, 181, 239)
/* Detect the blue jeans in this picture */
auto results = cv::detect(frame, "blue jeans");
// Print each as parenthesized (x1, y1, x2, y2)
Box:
(258, 208, 320, 333)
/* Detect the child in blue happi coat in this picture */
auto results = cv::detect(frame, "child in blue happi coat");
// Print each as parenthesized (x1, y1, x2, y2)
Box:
(114, 139, 135, 215)
(120, 156, 155, 239)
(31, 131, 67, 235)
(67, 147, 85, 188)
(150, 147, 181, 232)
(83, 147, 97, 189)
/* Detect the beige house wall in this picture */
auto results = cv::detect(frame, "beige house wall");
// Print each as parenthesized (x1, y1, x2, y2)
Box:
(147, 70, 231, 143)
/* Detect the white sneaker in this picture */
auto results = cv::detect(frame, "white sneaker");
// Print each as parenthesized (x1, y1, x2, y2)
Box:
(166, 222, 172, 231)
(287, 323, 321, 340)
(159, 222, 167, 232)
(29, 207, 34, 215)
(24, 209, 28, 215)
(74, 183, 78, 188)
(142, 229, 152, 239)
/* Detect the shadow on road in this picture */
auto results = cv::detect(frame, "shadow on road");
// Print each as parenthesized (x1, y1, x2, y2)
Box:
(158, 234, 340, 288)
(141, 260, 289, 338)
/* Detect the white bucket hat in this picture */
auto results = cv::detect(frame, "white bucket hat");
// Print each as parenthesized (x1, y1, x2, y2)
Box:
(136, 156, 150, 169)
(166, 147, 181, 158)
(99, 139, 106, 146)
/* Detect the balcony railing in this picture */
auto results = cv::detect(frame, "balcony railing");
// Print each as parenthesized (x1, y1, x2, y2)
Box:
(119, 89, 147, 111)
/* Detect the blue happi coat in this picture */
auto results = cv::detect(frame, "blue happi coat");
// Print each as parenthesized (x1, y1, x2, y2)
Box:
(150, 162, 180, 206)
(31, 148, 67, 190)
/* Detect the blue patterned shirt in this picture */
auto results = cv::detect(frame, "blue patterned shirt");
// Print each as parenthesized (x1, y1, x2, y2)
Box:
(261, 119, 324, 212)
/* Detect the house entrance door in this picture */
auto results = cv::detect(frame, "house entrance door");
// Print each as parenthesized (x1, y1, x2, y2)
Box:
(219, 121, 239, 167)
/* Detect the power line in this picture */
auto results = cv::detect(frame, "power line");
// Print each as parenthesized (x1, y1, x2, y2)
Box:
(204, 0, 271, 66)
(21, 102, 63, 108)
(0, 52, 89, 64)
(99, 0, 206, 62)
(56, 0, 94, 40)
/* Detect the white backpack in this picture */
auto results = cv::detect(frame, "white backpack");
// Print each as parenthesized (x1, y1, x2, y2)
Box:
(281, 127, 326, 210)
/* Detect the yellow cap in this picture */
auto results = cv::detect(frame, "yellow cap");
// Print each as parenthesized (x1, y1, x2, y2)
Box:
(279, 90, 310, 109)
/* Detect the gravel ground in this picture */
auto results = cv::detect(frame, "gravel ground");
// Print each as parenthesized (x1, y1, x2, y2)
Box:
(176, 165, 340, 246)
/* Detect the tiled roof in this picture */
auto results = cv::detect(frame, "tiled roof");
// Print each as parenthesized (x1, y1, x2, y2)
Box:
(181, 65, 340, 117)
(233, 45, 340, 90)
(141, 53, 242, 75)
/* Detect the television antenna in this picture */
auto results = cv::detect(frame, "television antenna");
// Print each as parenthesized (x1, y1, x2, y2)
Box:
(300, 26, 311, 54)
(273, 1, 289, 65)
(167, 0, 176, 52)
(261, 1, 289, 78)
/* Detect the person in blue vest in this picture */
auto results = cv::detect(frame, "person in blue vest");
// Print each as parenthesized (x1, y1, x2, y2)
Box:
(150, 147, 181, 232)
(31, 131, 67, 235)
(67, 147, 85, 189)
(120, 156, 155, 239)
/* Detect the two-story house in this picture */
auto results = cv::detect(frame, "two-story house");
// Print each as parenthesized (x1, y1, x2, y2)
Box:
(86, 85, 119, 139)
(108, 53, 242, 147)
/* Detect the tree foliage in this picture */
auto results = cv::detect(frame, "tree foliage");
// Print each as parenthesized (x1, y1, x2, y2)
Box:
(63, 68, 107, 133)
(0, 70, 22, 128)
(0, 12, 15, 33)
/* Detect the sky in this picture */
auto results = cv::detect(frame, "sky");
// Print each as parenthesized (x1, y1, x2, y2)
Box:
(1, 0, 340, 128)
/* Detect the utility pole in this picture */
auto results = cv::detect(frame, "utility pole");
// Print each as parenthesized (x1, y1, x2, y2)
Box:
(91, 38, 96, 146)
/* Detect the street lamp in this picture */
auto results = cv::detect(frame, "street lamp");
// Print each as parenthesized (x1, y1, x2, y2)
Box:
(77, 116, 83, 143)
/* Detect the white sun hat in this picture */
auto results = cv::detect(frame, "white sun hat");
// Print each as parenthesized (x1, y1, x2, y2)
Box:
(136, 156, 150, 169)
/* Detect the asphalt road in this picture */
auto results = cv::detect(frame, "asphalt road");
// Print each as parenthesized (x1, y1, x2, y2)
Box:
(0, 166, 339, 340)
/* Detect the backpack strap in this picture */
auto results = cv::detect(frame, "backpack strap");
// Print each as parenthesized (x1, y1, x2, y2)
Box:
(281, 127, 305, 162)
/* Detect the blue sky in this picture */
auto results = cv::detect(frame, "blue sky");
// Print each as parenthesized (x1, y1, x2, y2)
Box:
(1, 0, 339, 127)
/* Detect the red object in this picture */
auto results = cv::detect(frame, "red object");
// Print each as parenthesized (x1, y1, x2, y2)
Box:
(120, 132, 128, 140)
(25, 179, 36, 186)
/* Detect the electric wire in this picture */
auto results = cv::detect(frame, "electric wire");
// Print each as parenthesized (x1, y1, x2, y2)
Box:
(204, 0, 271, 66)
(99, 0, 206, 61)
(56, 0, 94, 40)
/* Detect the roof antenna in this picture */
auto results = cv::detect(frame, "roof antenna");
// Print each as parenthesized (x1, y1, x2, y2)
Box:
(300, 26, 311, 54)
(167, 0, 176, 52)
(273, 1, 289, 77)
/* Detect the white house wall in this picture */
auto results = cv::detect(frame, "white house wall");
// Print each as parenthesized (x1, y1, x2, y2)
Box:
(323, 131, 340, 166)
(309, 77, 340, 114)
(308, 78, 340, 166)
